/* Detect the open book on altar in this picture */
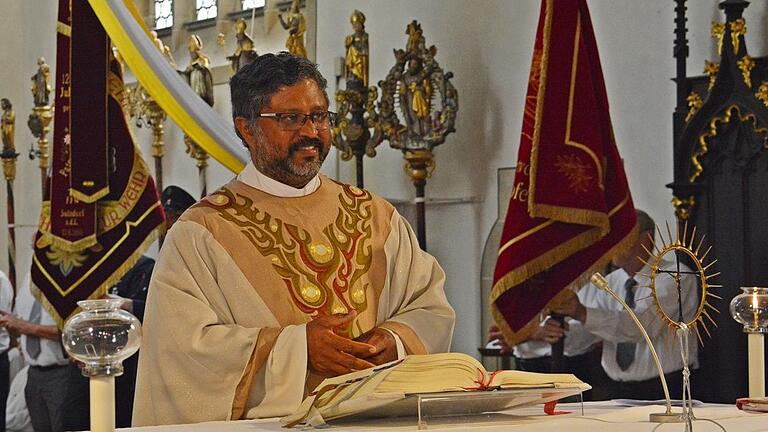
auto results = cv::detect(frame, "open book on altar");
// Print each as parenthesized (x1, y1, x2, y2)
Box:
(281, 352, 591, 427)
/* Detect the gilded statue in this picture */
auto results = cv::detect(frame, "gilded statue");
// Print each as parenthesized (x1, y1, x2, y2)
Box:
(401, 57, 433, 137)
(228, 18, 258, 73)
(150, 30, 177, 68)
(376, 19, 458, 152)
(279, 0, 307, 59)
(1, 98, 15, 155)
(182, 35, 214, 107)
(30, 57, 51, 107)
(345, 10, 369, 87)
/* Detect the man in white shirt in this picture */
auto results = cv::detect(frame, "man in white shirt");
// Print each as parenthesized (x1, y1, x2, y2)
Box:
(492, 283, 610, 400)
(1, 274, 69, 432)
(0, 271, 14, 431)
(554, 210, 699, 400)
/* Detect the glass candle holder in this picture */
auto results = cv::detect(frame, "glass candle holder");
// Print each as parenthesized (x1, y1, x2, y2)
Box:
(62, 299, 142, 377)
(730, 287, 768, 333)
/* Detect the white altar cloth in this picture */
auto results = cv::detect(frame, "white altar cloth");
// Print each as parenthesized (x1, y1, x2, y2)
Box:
(118, 401, 768, 431)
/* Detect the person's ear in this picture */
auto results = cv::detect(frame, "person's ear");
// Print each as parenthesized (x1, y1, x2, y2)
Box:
(234, 117, 255, 143)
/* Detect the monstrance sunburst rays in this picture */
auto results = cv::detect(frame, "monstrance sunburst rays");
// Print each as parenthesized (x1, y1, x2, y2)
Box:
(633, 220, 720, 345)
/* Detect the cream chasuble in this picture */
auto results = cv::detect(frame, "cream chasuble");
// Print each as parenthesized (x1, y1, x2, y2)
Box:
(132, 173, 455, 426)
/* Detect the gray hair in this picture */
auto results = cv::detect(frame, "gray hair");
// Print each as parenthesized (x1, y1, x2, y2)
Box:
(636, 209, 656, 240)
(229, 52, 328, 147)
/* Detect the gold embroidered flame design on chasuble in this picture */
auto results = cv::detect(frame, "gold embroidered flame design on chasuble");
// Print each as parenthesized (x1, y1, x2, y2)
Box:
(199, 181, 381, 338)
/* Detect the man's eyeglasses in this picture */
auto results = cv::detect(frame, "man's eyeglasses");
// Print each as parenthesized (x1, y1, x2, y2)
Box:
(256, 111, 338, 131)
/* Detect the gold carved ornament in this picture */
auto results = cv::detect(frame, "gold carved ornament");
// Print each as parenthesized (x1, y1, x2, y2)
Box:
(730, 18, 746, 55)
(703, 60, 719, 92)
(638, 221, 721, 344)
(755, 81, 768, 108)
(202, 184, 374, 335)
(737, 55, 755, 88)
(690, 104, 768, 182)
(711, 21, 724, 55)
(671, 195, 695, 220)
(685, 92, 703, 123)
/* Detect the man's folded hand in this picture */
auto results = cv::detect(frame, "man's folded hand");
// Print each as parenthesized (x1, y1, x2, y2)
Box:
(306, 312, 377, 377)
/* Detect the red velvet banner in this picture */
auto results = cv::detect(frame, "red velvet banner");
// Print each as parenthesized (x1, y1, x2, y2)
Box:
(31, 0, 164, 327)
(491, 0, 637, 346)
(69, 0, 109, 203)
(49, 0, 99, 250)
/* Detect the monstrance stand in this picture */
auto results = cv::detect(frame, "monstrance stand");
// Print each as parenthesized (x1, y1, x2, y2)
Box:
(593, 221, 723, 431)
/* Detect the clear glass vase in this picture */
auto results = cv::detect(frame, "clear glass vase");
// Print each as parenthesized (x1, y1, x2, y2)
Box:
(62, 299, 142, 377)
(730, 287, 768, 333)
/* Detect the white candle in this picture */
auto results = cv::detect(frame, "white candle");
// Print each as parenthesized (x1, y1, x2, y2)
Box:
(748, 333, 765, 398)
(90, 376, 115, 432)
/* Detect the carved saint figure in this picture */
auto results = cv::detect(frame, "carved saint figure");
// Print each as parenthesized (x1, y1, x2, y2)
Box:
(182, 35, 214, 107)
(279, 0, 307, 59)
(402, 60, 431, 138)
(1, 98, 15, 154)
(345, 10, 368, 87)
(228, 18, 258, 73)
(150, 30, 177, 68)
(31, 57, 51, 107)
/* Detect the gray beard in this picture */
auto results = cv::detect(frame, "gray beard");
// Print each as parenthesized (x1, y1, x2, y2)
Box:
(254, 155, 323, 188)
(254, 145, 327, 188)
(249, 126, 326, 188)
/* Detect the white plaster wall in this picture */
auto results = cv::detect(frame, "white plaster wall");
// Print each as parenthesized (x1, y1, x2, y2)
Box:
(0, 0, 58, 289)
(2, 0, 768, 359)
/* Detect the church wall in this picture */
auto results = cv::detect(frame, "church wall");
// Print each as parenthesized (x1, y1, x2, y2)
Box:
(1, 0, 768, 360)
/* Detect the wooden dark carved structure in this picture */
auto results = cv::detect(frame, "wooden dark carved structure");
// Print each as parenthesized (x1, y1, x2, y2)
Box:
(669, 0, 768, 403)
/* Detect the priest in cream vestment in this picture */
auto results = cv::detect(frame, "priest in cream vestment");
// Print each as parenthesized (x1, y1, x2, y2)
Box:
(133, 53, 455, 426)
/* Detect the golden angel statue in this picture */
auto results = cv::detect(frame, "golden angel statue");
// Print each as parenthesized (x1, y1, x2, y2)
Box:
(279, 0, 307, 58)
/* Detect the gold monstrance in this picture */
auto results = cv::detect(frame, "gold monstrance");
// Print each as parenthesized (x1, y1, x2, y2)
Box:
(594, 221, 720, 427)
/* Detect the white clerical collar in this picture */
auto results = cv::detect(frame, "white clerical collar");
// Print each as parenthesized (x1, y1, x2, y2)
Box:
(237, 161, 320, 197)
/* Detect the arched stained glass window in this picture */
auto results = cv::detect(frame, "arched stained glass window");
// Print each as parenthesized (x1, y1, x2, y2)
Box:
(154, 0, 173, 29)
(242, 0, 265, 9)
(196, 0, 218, 20)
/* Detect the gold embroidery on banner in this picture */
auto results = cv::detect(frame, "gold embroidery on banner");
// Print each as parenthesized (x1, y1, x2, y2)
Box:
(525, 0, 554, 208)
(32, 202, 162, 297)
(704, 61, 719, 91)
(737, 55, 755, 88)
(204, 185, 374, 328)
(554, 154, 592, 193)
(564, 14, 604, 190)
(690, 104, 768, 182)
(56, 21, 71, 37)
(686, 92, 703, 123)
(45, 246, 88, 276)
